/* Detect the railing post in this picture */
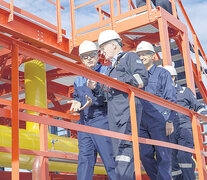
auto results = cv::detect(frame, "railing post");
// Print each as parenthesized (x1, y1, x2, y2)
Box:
(129, 91, 142, 180)
(39, 121, 49, 180)
(56, 0, 62, 43)
(128, 0, 132, 11)
(8, 0, 14, 22)
(117, 0, 121, 16)
(191, 115, 207, 180)
(193, 34, 202, 81)
(11, 43, 19, 180)
(146, 0, 152, 22)
(109, 0, 115, 29)
(170, 0, 177, 18)
(158, 18, 172, 66)
(181, 30, 196, 94)
(176, 0, 207, 64)
(70, 0, 75, 51)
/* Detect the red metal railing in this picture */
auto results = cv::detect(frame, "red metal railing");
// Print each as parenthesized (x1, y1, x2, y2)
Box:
(0, 0, 207, 179)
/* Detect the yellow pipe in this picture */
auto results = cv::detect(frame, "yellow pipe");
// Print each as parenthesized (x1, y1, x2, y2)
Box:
(0, 125, 107, 174)
(24, 60, 47, 132)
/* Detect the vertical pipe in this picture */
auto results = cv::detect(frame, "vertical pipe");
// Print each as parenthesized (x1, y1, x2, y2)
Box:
(24, 60, 48, 179)
(11, 43, 19, 180)
(56, 0, 62, 43)
(193, 34, 202, 80)
(191, 115, 207, 180)
(129, 91, 142, 180)
(109, 0, 115, 30)
(181, 31, 196, 94)
(158, 18, 172, 66)
(24, 60, 47, 132)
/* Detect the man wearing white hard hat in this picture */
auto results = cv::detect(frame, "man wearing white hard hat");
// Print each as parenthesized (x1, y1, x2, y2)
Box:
(136, 41, 176, 180)
(70, 40, 116, 180)
(164, 65, 207, 180)
(90, 30, 148, 180)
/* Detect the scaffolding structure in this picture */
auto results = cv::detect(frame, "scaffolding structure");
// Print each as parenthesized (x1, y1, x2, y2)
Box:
(0, 0, 207, 179)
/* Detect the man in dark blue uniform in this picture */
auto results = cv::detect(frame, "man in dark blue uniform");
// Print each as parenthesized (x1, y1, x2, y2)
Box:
(136, 41, 176, 180)
(70, 40, 116, 180)
(164, 65, 207, 180)
(90, 30, 148, 180)
(136, 0, 172, 14)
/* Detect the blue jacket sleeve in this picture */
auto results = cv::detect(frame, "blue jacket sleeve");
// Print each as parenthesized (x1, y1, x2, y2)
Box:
(73, 79, 81, 103)
(186, 88, 207, 115)
(161, 70, 177, 122)
(117, 52, 148, 88)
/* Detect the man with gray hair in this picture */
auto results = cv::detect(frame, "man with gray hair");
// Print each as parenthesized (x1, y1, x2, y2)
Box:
(89, 30, 148, 179)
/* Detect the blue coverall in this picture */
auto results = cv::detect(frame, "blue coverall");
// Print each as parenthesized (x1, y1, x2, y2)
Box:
(94, 51, 148, 180)
(73, 63, 116, 180)
(140, 64, 177, 180)
(136, 0, 172, 14)
(171, 84, 207, 180)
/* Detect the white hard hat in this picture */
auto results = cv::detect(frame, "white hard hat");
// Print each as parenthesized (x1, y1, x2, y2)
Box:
(136, 41, 155, 53)
(79, 40, 98, 56)
(98, 30, 122, 47)
(163, 65, 177, 76)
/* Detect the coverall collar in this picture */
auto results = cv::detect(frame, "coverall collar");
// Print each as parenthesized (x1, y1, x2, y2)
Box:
(148, 64, 157, 75)
(175, 83, 182, 91)
(92, 62, 102, 71)
(111, 51, 123, 68)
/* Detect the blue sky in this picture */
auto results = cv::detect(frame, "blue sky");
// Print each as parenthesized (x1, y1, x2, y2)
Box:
(3, 0, 207, 54)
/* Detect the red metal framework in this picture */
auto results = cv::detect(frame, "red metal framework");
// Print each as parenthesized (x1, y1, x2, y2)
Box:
(0, 0, 207, 179)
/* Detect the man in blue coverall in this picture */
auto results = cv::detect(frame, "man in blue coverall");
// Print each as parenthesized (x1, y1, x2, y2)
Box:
(90, 30, 148, 180)
(164, 65, 207, 180)
(136, 41, 176, 180)
(70, 40, 116, 180)
(136, 0, 172, 14)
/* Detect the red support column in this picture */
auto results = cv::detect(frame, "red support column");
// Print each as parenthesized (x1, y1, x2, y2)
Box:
(158, 18, 172, 66)
(11, 43, 19, 180)
(129, 91, 142, 180)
